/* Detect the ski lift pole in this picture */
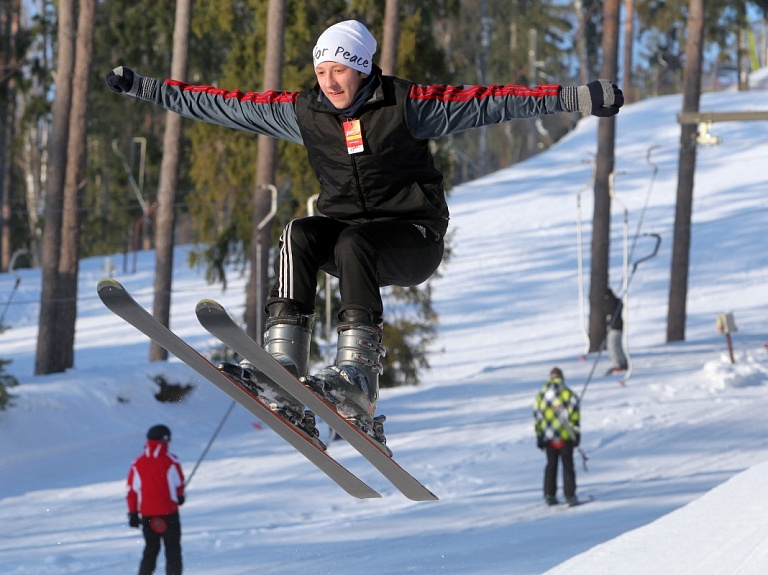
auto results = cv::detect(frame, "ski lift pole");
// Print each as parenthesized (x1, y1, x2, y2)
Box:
(580, 196, 662, 395)
(579, 345, 603, 401)
(185, 400, 237, 488)
(307, 194, 334, 366)
(579, 170, 628, 397)
(627, 233, 661, 290)
(255, 185, 278, 340)
(576, 157, 596, 356)
(609, 172, 632, 381)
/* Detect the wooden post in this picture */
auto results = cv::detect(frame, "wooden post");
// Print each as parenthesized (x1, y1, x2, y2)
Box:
(716, 312, 737, 364)
(725, 333, 735, 364)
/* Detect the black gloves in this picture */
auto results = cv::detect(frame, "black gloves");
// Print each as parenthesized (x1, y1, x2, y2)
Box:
(128, 512, 141, 528)
(573, 434, 581, 448)
(586, 80, 624, 117)
(105, 66, 156, 100)
(177, 494, 185, 506)
(105, 66, 137, 94)
(560, 79, 624, 118)
(537, 436, 545, 450)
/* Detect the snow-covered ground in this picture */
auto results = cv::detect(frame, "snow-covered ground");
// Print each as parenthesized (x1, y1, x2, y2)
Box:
(1, 76, 767, 574)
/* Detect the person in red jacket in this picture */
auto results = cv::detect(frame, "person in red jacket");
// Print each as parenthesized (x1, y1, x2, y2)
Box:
(127, 424, 185, 575)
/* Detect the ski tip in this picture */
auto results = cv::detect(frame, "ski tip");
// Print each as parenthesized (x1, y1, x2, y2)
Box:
(96, 277, 124, 293)
(195, 299, 225, 314)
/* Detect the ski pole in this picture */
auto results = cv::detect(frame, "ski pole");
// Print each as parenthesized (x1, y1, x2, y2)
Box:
(554, 403, 589, 472)
(578, 447, 589, 472)
(185, 399, 236, 488)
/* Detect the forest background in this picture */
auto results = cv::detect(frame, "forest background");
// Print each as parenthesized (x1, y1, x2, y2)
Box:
(1, 0, 767, 389)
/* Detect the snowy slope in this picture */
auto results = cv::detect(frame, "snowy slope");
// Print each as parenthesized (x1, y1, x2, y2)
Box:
(1, 78, 767, 574)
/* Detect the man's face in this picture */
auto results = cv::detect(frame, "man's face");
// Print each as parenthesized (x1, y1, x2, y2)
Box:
(314, 62, 368, 110)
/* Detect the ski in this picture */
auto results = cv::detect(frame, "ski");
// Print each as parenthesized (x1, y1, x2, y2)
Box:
(552, 495, 595, 509)
(96, 279, 380, 500)
(195, 299, 439, 502)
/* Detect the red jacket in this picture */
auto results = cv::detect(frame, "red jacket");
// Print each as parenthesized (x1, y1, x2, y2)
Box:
(126, 439, 185, 517)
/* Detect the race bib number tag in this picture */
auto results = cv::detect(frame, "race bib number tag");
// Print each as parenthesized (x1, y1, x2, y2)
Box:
(343, 119, 364, 154)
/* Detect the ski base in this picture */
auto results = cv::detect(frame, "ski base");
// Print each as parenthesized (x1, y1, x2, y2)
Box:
(195, 299, 438, 502)
(96, 278, 380, 500)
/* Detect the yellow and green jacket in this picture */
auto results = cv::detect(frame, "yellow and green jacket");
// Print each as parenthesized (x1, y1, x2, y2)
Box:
(533, 377, 580, 444)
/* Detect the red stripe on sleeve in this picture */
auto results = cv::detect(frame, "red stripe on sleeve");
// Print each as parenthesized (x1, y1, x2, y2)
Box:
(409, 83, 560, 102)
(165, 79, 299, 104)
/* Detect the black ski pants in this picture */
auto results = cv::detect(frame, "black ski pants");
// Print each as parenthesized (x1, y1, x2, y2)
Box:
(269, 217, 445, 321)
(544, 442, 576, 499)
(139, 512, 182, 575)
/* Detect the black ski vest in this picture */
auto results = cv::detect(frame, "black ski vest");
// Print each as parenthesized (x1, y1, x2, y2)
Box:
(295, 75, 449, 238)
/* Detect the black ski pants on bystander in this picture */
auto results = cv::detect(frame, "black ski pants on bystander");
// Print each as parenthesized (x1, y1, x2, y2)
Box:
(544, 442, 576, 499)
(139, 512, 182, 575)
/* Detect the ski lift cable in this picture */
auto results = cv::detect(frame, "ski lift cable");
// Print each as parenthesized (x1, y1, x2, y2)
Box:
(111, 139, 149, 214)
(627, 145, 661, 264)
(1, 250, 30, 326)
(185, 399, 237, 489)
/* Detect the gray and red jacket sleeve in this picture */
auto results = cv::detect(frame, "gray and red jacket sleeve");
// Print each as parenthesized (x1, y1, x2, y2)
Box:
(405, 83, 565, 139)
(139, 77, 305, 144)
(133, 76, 565, 142)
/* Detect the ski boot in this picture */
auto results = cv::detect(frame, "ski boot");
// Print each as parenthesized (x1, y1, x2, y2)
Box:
(218, 312, 322, 443)
(304, 316, 391, 455)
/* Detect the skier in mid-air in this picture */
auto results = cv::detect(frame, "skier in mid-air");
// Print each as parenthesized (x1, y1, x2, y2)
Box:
(106, 20, 623, 446)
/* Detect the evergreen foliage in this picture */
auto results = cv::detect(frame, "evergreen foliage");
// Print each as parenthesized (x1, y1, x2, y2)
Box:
(3, 0, 763, 385)
(0, 357, 18, 410)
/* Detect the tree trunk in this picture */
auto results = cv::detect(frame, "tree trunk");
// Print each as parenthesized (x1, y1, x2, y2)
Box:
(380, 0, 400, 76)
(150, 0, 192, 362)
(477, 0, 490, 175)
(737, 3, 749, 91)
(35, 0, 76, 375)
(56, 0, 96, 370)
(622, 0, 634, 99)
(666, 0, 704, 342)
(0, 0, 21, 272)
(588, 0, 620, 352)
(245, 0, 284, 340)
(573, 0, 589, 85)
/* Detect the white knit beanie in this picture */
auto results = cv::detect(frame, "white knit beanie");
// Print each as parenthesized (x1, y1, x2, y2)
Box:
(313, 20, 377, 74)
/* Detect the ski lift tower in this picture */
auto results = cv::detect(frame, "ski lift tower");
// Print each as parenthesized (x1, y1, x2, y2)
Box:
(677, 110, 768, 144)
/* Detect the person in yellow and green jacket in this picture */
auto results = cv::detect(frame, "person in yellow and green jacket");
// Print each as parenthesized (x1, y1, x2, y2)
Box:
(533, 367, 580, 506)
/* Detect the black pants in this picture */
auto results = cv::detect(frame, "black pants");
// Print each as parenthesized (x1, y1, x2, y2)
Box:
(269, 217, 445, 320)
(139, 512, 182, 575)
(544, 442, 576, 498)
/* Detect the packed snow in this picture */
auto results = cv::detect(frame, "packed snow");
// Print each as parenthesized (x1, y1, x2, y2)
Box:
(1, 76, 768, 574)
